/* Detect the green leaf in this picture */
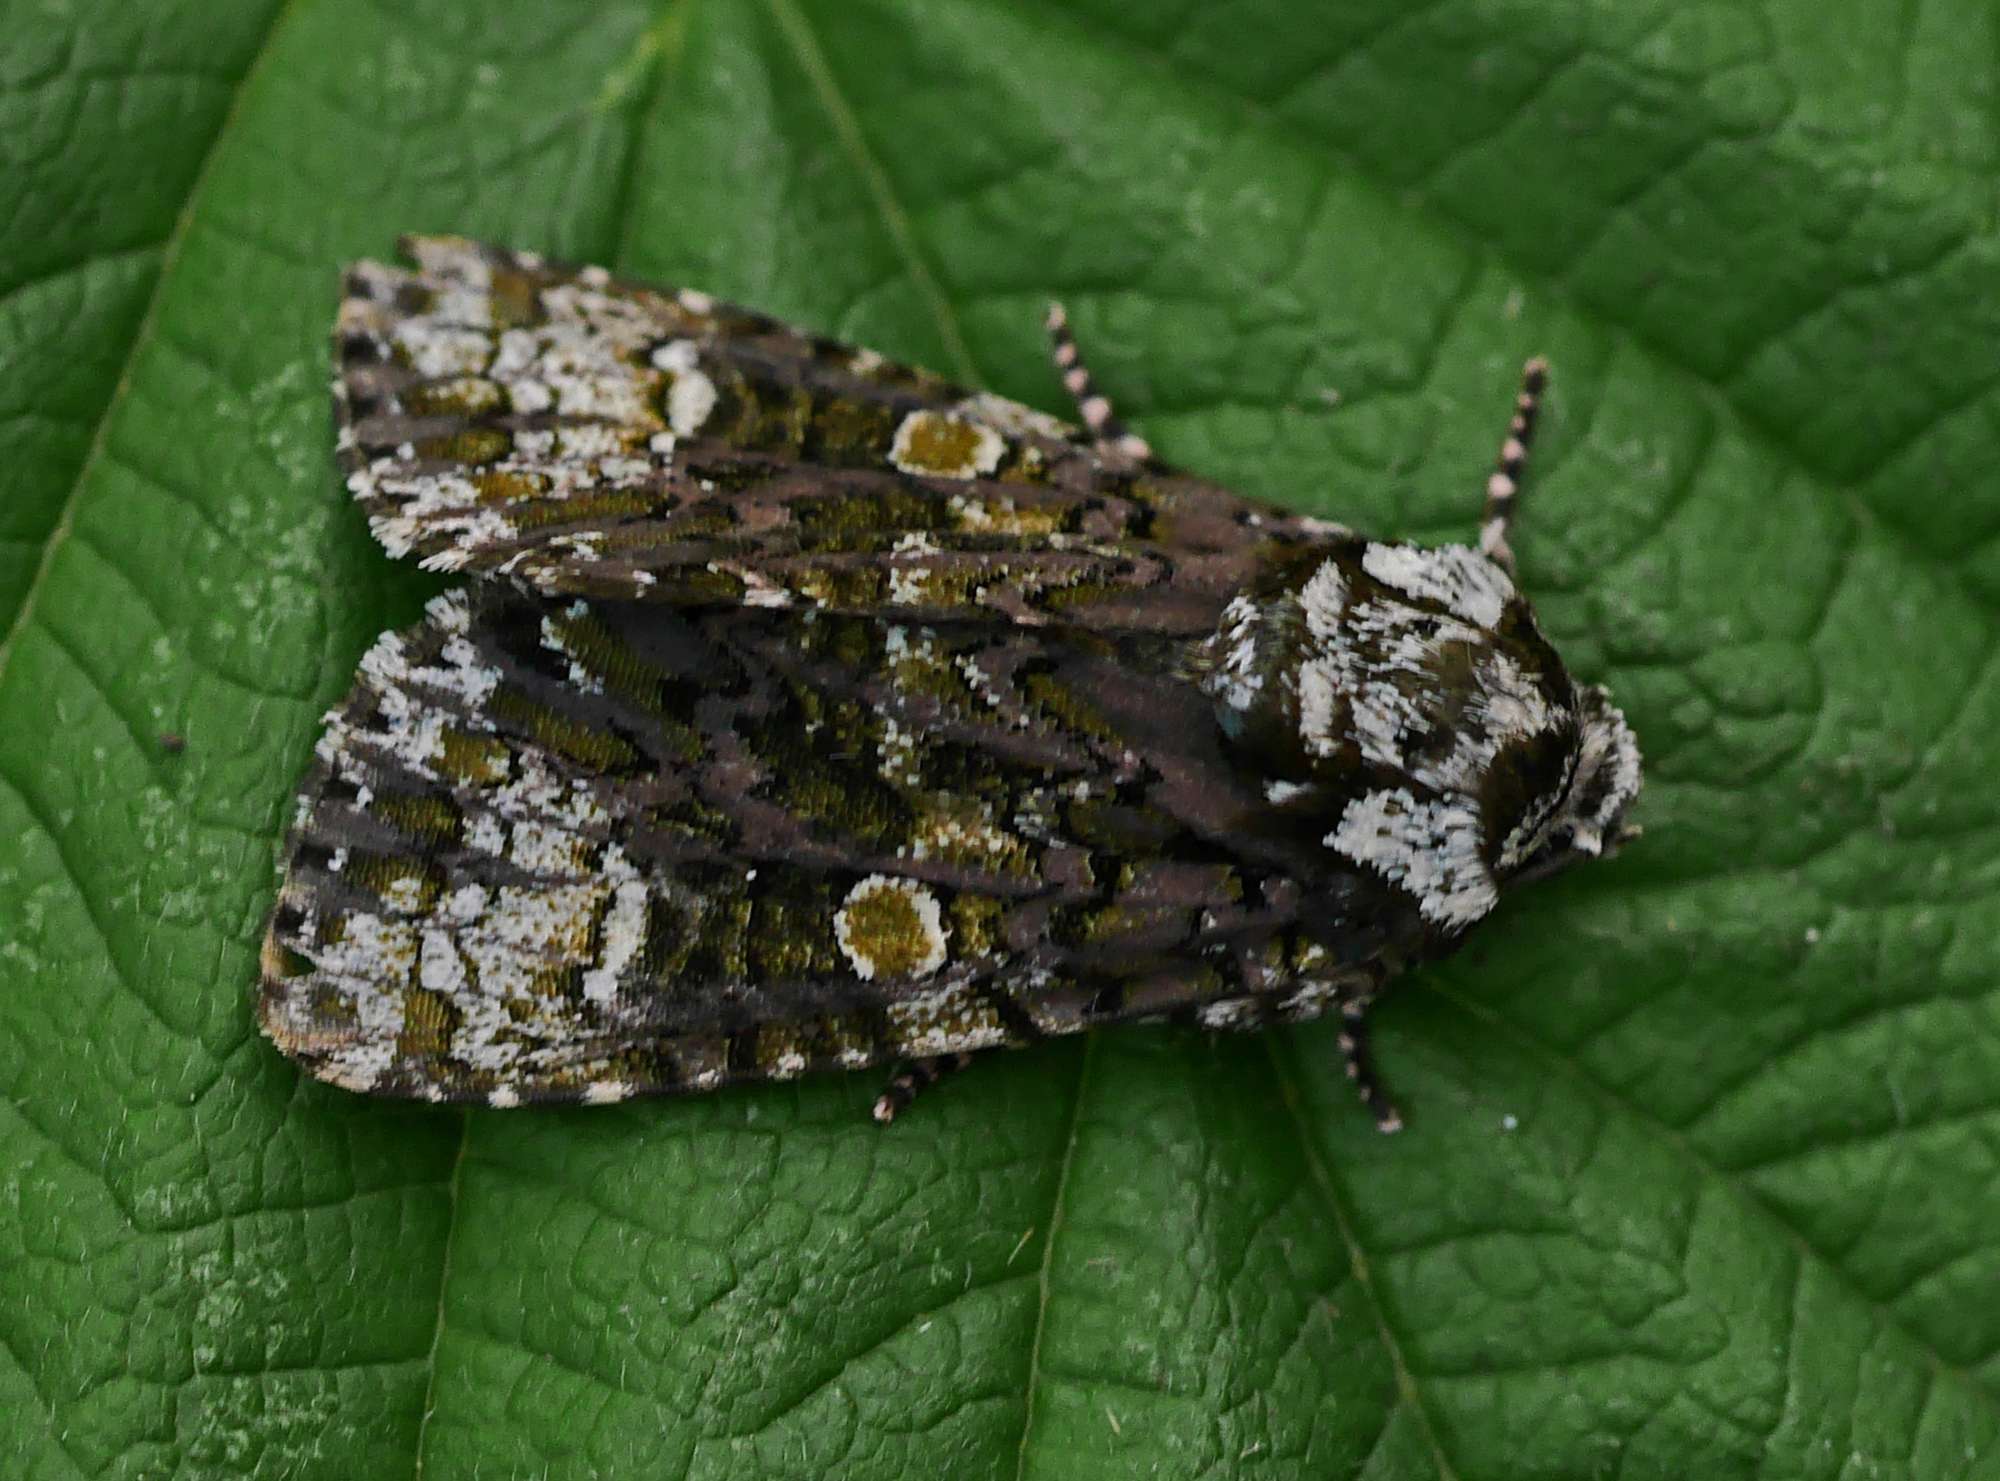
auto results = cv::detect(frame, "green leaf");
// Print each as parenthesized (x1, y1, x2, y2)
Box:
(6, 0, 1999, 1475)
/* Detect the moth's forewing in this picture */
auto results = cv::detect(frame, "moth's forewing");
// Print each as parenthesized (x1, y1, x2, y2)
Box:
(260, 584, 1362, 1105)
(333, 235, 1337, 632)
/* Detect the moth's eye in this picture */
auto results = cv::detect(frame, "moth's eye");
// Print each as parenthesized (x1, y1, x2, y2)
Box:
(1506, 689, 1644, 879)
(1561, 691, 1644, 857)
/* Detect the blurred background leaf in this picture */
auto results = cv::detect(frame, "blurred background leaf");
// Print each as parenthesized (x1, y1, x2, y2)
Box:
(5, 0, 2000, 1476)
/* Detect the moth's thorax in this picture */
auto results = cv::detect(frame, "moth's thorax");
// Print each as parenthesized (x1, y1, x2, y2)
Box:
(1194, 537, 1642, 939)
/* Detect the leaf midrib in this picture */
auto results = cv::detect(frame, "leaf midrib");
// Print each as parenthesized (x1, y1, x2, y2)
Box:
(409, 1116, 473, 1481)
(764, 0, 982, 385)
(1270, 1035, 1461, 1480)
(0, 0, 304, 698)
(38, 0, 1991, 1461)
(1013, 1034, 1094, 1480)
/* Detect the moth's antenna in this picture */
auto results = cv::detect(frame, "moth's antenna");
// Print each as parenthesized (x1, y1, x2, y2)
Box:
(1045, 301, 1154, 465)
(1478, 356, 1549, 578)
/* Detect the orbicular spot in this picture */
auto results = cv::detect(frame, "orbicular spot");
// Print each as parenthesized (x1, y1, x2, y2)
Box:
(834, 874, 950, 981)
(669, 371, 717, 435)
(888, 410, 1004, 480)
(653, 340, 718, 434)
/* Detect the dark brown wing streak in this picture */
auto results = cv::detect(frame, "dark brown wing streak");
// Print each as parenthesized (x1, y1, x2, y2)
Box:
(259, 584, 1361, 1106)
(333, 236, 1345, 634)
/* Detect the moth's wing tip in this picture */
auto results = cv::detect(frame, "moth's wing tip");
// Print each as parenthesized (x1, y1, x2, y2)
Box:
(339, 234, 488, 304)
(254, 922, 336, 1062)
(331, 261, 407, 383)
(255, 915, 390, 1093)
(257, 912, 309, 996)
(337, 252, 414, 306)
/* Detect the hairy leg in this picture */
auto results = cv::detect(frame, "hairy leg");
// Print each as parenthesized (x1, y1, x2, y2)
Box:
(871, 1052, 977, 1124)
(1336, 996, 1403, 1134)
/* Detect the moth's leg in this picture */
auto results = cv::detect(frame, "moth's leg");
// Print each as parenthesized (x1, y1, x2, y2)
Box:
(1478, 356, 1550, 578)
(871, 1052, 977, 1124)
(1044, 301, 1154, 464)
(1337, 996, 1404, 1134)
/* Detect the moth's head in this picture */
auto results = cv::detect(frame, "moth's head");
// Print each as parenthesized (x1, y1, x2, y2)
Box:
(1195, 538, 1642, 940)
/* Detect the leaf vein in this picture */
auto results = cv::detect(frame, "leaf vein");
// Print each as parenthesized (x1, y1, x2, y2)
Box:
(1268, 1032, 1462, 1481)
(1014, 1032, 1094, 1481)
(1432, 980, 1995, 1399)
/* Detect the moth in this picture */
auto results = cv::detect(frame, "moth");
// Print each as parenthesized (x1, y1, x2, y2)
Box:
(259, 236, 1641, 1132)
